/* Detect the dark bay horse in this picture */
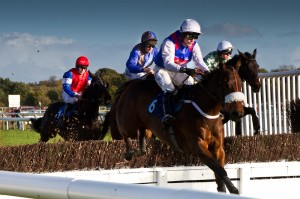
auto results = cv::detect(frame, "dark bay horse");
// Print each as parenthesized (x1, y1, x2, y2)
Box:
(287, 98, 300, 133)
(100, 49, 261, 139)
(30, 73, 111, 142)
(115, 63, 244, 194)
(222, 49, 261, 135)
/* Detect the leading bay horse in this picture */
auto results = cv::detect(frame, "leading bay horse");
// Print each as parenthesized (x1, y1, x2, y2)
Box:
(100, 49, 261, 139)
(30, 72, 111, 142)
(116, 63, 244, 194)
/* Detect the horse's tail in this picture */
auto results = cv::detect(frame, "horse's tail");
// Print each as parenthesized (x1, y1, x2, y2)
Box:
(99, 111, 111, 140)
(30, 117, 43, 133)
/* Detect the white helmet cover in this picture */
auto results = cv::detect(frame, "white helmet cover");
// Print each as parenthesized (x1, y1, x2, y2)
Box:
(180, 19, 202, 34)
(217, 40, 234, 51)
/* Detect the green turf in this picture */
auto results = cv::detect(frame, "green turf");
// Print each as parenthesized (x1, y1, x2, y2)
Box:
(0, 128, 112, 147)
(0, 129, 64, 146)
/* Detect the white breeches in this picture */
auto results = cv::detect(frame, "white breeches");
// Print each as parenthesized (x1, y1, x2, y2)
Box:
(154, 66, 195, 92)
(62, 92, 78, 104)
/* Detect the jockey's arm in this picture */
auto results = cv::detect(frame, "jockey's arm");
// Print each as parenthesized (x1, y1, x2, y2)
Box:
(192, 43, 210, 73)
(126, 49, 144, 73)
(62, 72, 76, 97)
(161, 40, 181, 72)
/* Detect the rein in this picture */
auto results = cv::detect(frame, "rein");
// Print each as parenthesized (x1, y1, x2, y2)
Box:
(182, 68, 245, 119)
(182, 100, 220, 119)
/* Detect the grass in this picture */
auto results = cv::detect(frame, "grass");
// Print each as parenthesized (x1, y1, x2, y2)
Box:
(0, 129, 64, 147)
(0, 128, 112, 147)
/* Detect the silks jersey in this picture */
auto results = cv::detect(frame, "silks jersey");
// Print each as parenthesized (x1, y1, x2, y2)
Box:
(62, 68, 92, 97)
(154, 30, 195, 68)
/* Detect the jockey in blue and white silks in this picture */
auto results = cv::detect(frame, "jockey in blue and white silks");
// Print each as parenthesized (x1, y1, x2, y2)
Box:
(153, 19, 210, 125)
(125, 31, 159, 80)
(62, 56, 92, 104)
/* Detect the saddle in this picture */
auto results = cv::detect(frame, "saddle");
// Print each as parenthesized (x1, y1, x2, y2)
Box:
(56, 103, 78, 120)
(147, 85, 191, 120)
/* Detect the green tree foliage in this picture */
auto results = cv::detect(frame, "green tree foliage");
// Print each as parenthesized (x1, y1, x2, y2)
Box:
(0, 68, 125, 107)
(259, 68, 269, 73)
(94, 68, 126, 102)
(271, 65, 299, 72)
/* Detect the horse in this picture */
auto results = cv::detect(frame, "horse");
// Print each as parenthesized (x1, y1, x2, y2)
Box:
(30, 72, 111, 142)
(222, 49, 261, 135)
(287, 98, 300, 133)
(115, 62, 244, 194)
(99, 49, 261, 139)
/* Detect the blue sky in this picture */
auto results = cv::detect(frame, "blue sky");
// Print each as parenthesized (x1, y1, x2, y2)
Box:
(1, 0, 300, 83)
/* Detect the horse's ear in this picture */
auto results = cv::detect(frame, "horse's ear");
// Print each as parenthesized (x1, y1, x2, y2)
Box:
(238, 49, 247, 60)
(253, 49, 257, 58)
(235, 55, 242, 69)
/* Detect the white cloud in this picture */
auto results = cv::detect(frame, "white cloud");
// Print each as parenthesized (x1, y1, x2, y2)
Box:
(0, 33, 85, 82)
(204, 22, 262, 37)
(289, 47, 300, 66)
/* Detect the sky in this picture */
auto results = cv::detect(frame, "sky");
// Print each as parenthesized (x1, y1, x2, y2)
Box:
(1, 0, 300, 83)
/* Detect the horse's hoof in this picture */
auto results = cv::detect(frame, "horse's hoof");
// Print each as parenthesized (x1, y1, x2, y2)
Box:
(125, 152, 134, 161)
(217, 185, 226, 193)
(229, 187, 239, 195)
(133, 149, 146, 157)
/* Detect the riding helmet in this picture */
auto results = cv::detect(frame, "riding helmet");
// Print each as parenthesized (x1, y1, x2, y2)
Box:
(180, 19, 202, 34)
(76, 56, 89, 68)
(217, 40, 234, 52)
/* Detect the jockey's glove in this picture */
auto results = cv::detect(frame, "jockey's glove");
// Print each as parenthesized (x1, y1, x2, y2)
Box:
(179, 67, 196, 76)
(74, 94, 81, 99)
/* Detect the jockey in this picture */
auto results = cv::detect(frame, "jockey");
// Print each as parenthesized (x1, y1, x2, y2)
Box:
(125, 31, 159, 80)
(204, 40, 234, 71)
(154, 18, 210, 125)
(61, 56, 92, 116)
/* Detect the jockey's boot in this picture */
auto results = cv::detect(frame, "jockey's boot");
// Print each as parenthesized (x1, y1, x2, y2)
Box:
(161, 91, 176, 125)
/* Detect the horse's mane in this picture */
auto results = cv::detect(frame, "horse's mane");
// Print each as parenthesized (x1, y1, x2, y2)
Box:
(200, 67, 220, 86)
(115, 79, 141, 104)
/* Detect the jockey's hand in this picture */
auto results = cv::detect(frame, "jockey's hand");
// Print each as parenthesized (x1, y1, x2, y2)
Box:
(195, 68, 209, 76)
(180, 67, 196, 76)
(144, 67, 154, 74)
(74, 94, 81, 100)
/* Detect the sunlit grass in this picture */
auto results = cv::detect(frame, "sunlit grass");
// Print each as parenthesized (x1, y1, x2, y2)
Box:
(0, 129, 64, 147)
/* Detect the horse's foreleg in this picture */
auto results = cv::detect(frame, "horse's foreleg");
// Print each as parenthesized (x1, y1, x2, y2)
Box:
(244, 106, 260, 135)
(124, 137, 134, 160)
(235, 121, 242, 136)
(221, 111, 230, 124)
(214, 147, 226, 192)
(137, 128, 147, 155)
(195, 138, 239, 194)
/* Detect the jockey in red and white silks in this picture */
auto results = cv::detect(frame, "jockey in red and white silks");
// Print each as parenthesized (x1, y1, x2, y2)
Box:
(154, 20, 209, 93)
(62, 56, 92, 104)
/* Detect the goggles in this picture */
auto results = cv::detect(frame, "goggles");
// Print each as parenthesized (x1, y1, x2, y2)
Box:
(185, 33, 199, 40)
(145, 44, 155, 48)
(222, 50, 232, 55)
(77, 65, 88, 69)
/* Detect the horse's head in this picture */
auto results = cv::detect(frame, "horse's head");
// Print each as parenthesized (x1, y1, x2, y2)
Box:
(236, 49, 261, 92)
(90, 74, 112, 106)
(202, 61, 245, 121)
(80, 74, 111, 110)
